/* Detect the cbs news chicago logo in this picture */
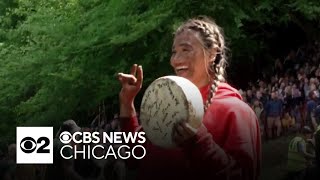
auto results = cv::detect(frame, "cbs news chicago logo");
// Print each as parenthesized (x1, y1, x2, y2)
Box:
(16, 127, 53, 164)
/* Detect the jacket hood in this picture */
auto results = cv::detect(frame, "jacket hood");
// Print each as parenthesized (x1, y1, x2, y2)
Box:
(215, 82, 243, 100)
(200, 82, 243, 102)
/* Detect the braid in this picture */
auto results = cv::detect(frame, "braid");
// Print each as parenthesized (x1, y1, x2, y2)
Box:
(204, 79, 219, 111)
(176, 16, 228, 112)
(204, 55, 226, 111)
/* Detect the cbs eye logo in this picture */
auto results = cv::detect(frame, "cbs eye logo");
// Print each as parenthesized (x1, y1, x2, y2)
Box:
(16, 127, 53, 164)
(20, 136, 50, 154)
(59, 131, 72, 144)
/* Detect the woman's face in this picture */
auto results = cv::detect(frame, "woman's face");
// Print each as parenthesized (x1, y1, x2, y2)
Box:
(171, 30, 212, 88)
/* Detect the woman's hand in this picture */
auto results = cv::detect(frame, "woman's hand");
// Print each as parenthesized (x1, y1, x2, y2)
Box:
(118, 64, 143, 104)
(118, 64, 143, 117)
(173, 121, 200, 146)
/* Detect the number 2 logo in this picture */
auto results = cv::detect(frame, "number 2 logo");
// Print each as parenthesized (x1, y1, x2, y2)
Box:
(20, 136, 50, 154)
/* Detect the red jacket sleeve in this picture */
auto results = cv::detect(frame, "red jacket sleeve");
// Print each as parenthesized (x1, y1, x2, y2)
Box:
(119, 116, 140, 133)
(183, 105, 261, 180)
(119, 116, 143, 169)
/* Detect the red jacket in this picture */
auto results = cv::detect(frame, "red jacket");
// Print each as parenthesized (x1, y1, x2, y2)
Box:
(121, 82, 261, 180)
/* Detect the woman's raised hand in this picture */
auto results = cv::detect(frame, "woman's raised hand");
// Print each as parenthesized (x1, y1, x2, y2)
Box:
(118, 64, 143, 105)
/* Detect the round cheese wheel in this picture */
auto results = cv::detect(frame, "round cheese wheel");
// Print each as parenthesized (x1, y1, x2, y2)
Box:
(140, 76, 204, 148)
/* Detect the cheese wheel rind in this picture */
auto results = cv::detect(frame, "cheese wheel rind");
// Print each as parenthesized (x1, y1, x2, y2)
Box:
(140, 76, 204, 148)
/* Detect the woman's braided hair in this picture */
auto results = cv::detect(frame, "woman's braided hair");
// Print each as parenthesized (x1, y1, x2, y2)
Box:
(175, 16, 228, 111)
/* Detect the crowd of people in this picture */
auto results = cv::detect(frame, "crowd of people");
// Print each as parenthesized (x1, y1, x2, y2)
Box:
(239, 41, 320, 179)
(240, 41, 320, 139)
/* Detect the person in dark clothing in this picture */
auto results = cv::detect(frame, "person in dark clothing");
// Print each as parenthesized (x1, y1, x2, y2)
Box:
(45, 120, 89, 180)
(307, 91, 318, 128)
(266, 92, 283, 138)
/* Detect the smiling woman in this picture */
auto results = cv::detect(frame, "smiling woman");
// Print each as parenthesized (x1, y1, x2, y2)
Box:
(171, 17, 227, 111)
(171, 30, 210, 88)
(117, 16, 261, 180)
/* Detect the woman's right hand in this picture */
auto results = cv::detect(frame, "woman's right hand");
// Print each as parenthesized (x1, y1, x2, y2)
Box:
(118, 64, 143, 105)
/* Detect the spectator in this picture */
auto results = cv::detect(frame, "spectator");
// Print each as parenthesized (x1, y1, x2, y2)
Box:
(46, 120, 86, 180)
(252, 99, 264, 137)
(265, 92, 283, 139)
(258, 87, 268, 107)
(306, 90, 319, 127)
(286, 126, 315, 180)
(246, 89, 254, 104)
(304, 78, 311, 98)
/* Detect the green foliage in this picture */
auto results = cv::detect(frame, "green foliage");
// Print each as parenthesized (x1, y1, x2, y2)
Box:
(0, 0, 320, 145)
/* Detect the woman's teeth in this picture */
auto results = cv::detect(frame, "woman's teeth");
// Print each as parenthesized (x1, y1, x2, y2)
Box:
(176, 66, 188, 71)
